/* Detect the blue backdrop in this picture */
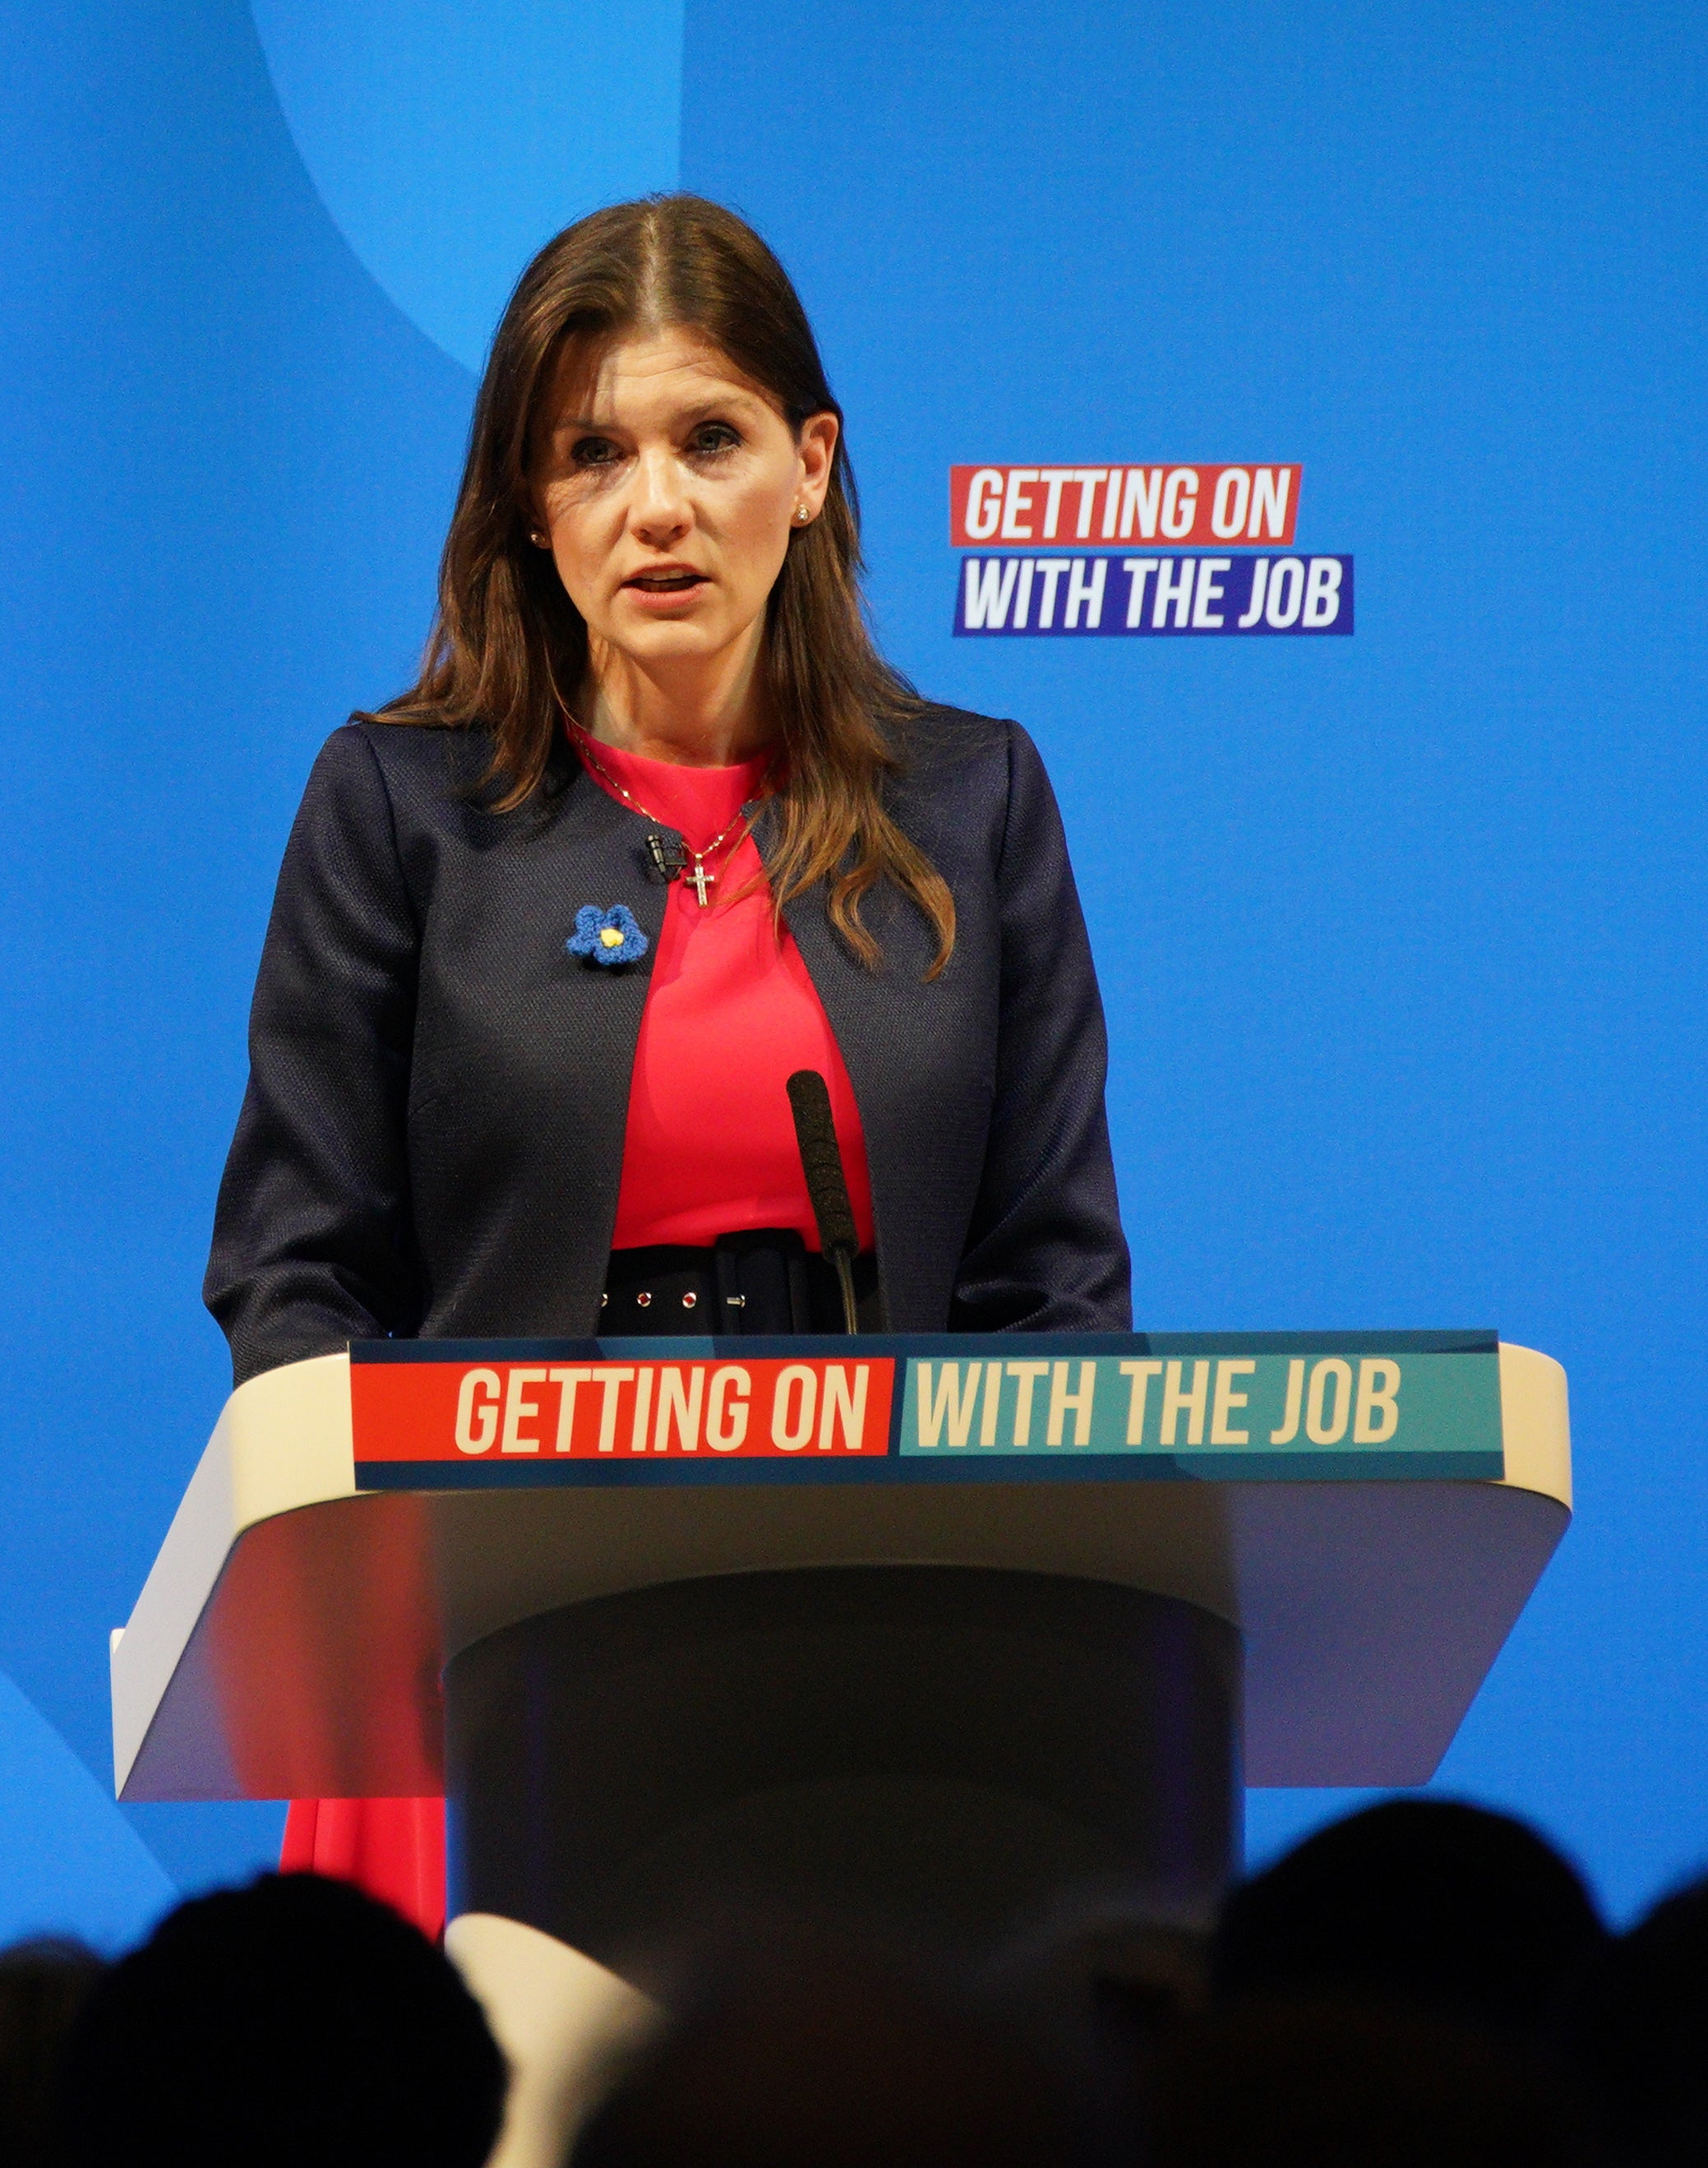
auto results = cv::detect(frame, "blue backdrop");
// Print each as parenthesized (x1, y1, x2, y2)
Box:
(2, 0, 1704, 1943)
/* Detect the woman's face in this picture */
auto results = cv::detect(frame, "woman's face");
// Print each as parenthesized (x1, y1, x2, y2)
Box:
(533, 328, 838, 689)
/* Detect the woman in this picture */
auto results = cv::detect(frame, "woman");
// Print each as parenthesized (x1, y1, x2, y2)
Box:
(205, 194, 1129, 1921)
(208, 193, 1127, 1371)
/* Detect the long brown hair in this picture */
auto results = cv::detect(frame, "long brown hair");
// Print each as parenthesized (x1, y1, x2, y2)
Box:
(363, 194, 954, 976)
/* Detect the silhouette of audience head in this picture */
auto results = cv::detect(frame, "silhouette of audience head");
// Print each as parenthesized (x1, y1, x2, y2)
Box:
(571, 1939, 1106, 2168)
(0, 1937, 105, 2168)
(1212, 1797, 1606, 2037)
(60, 1871, 505, 2168)
(1566, 1871, 1708, 2166)
(979, 1906, 1212, 2133)
(1147, 1999, 1585, 2168)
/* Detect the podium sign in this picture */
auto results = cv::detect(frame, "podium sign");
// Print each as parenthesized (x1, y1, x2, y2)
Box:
(112, 1333, 1569, 1800)
(350, 1332, 1503, 1489)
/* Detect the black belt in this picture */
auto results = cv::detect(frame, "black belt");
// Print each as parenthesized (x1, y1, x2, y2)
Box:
(601, 1229, 879, 1336)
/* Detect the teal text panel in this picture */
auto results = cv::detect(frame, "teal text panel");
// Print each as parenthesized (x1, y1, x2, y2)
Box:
(898, 1350, 1502, 1477)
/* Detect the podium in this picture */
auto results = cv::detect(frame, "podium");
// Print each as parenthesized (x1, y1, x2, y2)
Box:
(113, 1330, 1569, 2164)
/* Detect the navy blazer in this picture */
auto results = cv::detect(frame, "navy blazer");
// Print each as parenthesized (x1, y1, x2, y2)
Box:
(205, 705, 1131, 1384)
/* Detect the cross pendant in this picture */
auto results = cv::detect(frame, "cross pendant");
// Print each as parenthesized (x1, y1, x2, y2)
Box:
(686, 859, 713, 906)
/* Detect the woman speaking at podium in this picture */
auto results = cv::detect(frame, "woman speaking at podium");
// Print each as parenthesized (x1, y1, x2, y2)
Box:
(202, 195, 1129, 1919)
(206, 194, 1127, 1376)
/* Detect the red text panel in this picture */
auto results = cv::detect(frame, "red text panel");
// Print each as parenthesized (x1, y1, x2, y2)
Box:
(353, 1357, 897, 1462)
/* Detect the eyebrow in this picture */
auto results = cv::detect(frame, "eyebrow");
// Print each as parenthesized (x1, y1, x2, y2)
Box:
(554, 391, 766, 433)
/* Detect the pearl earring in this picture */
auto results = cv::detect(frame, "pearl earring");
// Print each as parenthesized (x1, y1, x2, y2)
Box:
(796, 506, 810, 524)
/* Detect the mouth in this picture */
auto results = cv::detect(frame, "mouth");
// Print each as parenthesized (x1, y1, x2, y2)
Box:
(623, 568, 709, 595)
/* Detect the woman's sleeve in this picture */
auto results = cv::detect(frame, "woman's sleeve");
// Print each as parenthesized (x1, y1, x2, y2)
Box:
(204, 727, 426, 1384)
(950, 724, 1133, 1332)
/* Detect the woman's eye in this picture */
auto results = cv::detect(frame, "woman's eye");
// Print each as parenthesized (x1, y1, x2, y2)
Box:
(690, 423, 741, 456)
(570, 437, 621, 469)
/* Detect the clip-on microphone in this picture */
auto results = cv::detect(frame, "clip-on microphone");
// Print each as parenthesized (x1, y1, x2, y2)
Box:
(646, 832, 688, 882)
(786, 1069, 861, 1335)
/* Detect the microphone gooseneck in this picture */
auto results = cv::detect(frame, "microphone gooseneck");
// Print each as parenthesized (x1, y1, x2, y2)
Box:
(786, 1069, 861, 1334)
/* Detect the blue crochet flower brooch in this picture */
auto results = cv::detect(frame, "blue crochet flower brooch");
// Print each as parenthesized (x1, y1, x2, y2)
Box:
(567, 904, 648, 968)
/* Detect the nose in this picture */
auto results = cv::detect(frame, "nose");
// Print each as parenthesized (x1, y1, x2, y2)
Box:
(629, 447, 691, 548)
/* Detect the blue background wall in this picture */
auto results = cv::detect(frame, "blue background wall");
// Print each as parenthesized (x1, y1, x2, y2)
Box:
(2, 0, 1703, 1943)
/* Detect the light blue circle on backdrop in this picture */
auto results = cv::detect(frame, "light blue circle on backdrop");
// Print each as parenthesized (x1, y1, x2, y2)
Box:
(251, 0, 685, 373)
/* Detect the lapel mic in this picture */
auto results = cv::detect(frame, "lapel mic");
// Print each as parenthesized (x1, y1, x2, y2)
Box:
(646, 832, 688, 882)
(786, 1069, 861, 1335)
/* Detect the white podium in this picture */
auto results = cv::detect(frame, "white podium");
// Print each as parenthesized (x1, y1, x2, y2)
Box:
(112, 1330, 1570, 2167)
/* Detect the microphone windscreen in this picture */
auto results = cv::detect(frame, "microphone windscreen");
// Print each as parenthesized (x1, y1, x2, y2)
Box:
(786, 1069, 860, 1259)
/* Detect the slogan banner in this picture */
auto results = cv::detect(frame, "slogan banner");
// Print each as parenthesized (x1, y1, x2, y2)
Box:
(349, 1334, 1497, 1486)
(954, 553, 1353, 636)
(950, 465, 1301, 548)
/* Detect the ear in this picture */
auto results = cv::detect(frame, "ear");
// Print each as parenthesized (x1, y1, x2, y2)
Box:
(796, 412, 840, 518)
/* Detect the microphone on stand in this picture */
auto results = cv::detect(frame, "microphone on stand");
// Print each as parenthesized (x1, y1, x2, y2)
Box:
(786, 1069, 861, 1335)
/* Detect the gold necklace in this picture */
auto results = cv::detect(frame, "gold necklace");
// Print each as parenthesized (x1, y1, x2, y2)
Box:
(570, 723, 773, 908)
